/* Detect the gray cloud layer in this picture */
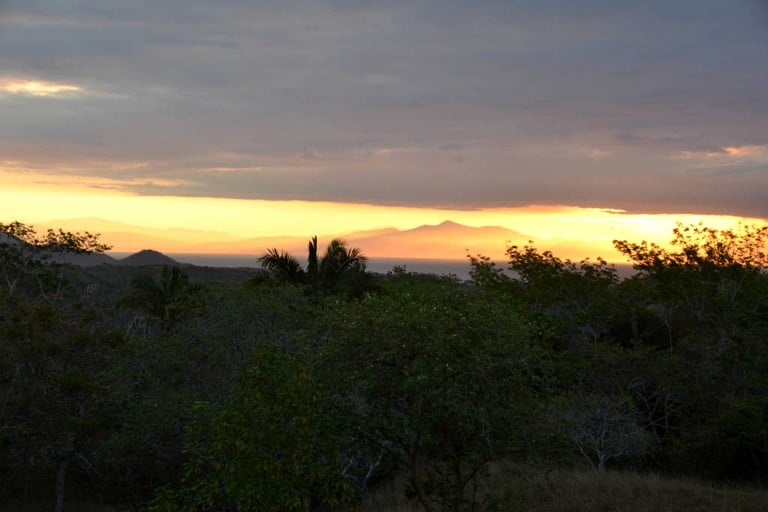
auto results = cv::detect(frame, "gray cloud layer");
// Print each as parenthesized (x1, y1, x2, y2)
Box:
(1, 0, 767, 216)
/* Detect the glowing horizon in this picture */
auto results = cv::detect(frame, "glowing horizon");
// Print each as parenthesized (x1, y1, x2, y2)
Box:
(1, 180, 764, 263)
(1, 2, 766, 265)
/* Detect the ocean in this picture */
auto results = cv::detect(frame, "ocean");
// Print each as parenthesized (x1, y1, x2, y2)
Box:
(166, 254, 475, 279)
(109, 253, 635, 280)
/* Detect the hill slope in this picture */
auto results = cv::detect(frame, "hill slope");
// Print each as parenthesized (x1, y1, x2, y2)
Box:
(118, 249, 179, 267)
(349, 220, 529, 260)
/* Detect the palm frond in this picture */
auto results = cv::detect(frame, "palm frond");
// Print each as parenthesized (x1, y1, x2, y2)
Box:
(320, 239, 367, 283)
(259, 248, 305, 283)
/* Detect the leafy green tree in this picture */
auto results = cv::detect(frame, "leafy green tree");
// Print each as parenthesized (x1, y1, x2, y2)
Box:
(614, 222, 768, 344)
(122, 265, 204, 334)
(614, 222, 768, 480)
(99, 283, 322, 509)
(713, 394, 768, 480)
(466, 253, 513, 291)
(0, 221, 110, 299)
(0, 221, 113, 511)
(319, 276, 544, 512)
(161, 343, 355, 512)
(615, 222, 768, 271)
(504, 243, 620, 347)
(94, 330, 233, 510)
(0, 283, 119, 512)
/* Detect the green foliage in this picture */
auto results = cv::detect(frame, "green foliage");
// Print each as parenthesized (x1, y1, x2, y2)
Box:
(614, 222, 768, 344)
(664, 334, 768, 481)
(0, 221, 111, 257)
(0, 294, 118, 508)
(608, 222, 768, 479)
(180, 282, 314, 363)
(122, 265, 205, 334)
(466, 253, 512, 290)
(715, 395, 768, 479)
(92, 333, 211, 506)
(504, 243, 620, 347)
(5, 218, 768, 511)
(163, 343, 356, 512)
(259, 247, 306, 284)
(0, 221, 110, 299)
(614, 222, 768, 272)
(96, 283, 325, 507)
(318, 276, 544, 512)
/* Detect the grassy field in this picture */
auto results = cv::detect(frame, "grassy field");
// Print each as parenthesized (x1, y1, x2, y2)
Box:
(362, 464, 768, 512)
(4, 465, 767, 511)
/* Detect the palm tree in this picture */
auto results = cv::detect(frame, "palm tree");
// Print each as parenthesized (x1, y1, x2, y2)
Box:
(123, 265, 203, 333)
(319, 239, 367, 285)
(258, 248, 306, 284)
(259, 236, 368, 292)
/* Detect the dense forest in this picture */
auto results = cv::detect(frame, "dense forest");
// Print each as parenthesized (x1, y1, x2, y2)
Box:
(1, 220, 767, 512)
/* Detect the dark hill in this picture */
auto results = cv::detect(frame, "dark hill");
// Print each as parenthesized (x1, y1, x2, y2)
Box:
(1, 233, 116, 267)
(118, 249, 178, 267)
(53, 251, 117, 267)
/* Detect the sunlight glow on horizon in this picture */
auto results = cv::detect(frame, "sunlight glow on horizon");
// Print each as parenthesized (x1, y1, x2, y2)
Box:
(2, 179, 765, 262)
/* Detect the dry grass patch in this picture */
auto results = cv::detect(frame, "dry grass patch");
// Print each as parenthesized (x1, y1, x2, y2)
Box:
(362, 463, 768, 512)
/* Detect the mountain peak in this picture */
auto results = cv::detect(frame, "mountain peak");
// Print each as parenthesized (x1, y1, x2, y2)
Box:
(415, 220, 466, 231)
(119, 249, 178, 267)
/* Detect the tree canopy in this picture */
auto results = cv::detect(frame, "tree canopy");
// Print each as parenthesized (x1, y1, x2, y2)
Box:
(614, 222, 768, 272)
(4, 219, 768, 511)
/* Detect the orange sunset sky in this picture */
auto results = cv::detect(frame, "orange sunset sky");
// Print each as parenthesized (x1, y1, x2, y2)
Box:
(1, 1, 766, 263)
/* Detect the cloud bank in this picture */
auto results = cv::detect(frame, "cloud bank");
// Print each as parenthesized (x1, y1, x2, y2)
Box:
(0, 0, 766, 216)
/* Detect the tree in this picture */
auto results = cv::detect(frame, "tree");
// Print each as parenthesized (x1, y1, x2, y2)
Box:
(0, 221, 114, 512)
(0, 221, 110, 299)
(258, 249, 306, 284)
(504, 242, 620, 347)
(318, 276, 543, 512)
(614, 222, 768, 272)
(161, 343, 355, 511)
(613, 222, 768, 345)
(122, 265, 204, 335)
(259, 236, 368, 294)
(466, 253, 512, 291)
(552, 393, 652, 473)
(614, 222, 768, 479)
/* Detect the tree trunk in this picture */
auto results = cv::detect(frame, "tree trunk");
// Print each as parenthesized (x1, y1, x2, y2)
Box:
(54, 458, 69, 512)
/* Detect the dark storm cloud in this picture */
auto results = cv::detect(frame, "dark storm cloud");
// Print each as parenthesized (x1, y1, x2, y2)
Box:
(0, 0, 766, 216)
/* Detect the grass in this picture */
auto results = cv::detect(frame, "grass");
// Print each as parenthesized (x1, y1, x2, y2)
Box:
(1, 500, 126, 512)
(6, 464, 767, 511)
(362, 463, 768, 512)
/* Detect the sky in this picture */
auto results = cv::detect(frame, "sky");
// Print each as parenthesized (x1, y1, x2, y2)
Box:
(0, 0, 767, 258)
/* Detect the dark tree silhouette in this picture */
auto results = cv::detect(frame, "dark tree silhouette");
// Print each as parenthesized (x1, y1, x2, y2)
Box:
(259, 236, 367, 293)
(123, 265, 203, 334)
(259, 248, 306, 285)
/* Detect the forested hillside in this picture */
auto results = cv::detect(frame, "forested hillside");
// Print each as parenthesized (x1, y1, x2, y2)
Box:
(1, 221, 767, 512)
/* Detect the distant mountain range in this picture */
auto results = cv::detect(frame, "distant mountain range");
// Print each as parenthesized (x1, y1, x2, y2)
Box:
(30, 217, 619, 266)
(37, 218, 531, 261)
(51, 249, 181, 267)
(349, 220, 527, 260)
(4, 220, 636, 278)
